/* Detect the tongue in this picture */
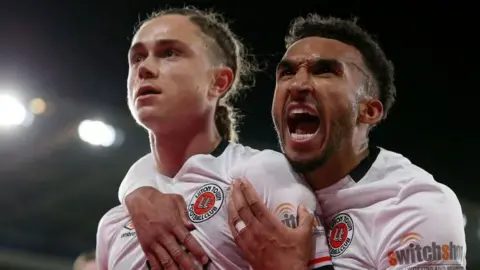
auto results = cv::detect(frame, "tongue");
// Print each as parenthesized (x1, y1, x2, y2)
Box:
(294, 122, 319, 135)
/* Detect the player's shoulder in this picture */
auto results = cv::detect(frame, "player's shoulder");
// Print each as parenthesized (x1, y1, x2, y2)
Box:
(377, 148, 461, 210)
(242, 149, 288, 166)
(398, 175, 461, 212)
(376, 148, 445, 188)
(98, 205, 131, 236)
(224, 142, 261, 161)
(231, 148, 290, 172)
(126, 153, 155, 176)
(229, 149, 302, 185)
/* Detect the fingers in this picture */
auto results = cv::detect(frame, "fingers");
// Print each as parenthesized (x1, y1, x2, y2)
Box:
(239, 180, 278, 230)
(160, 235, 198, 270)
(146, 252, 161, 270)
(172, 195, 208, 265)
(297, 205, 314, 232)
(227, 198, 242, 239)
(152, 243, 179, 270)
(173, 195, 194, 230)
(172, 225, 209, 265)
(227, 197, 256, 262)
(231, 180, 256, 226)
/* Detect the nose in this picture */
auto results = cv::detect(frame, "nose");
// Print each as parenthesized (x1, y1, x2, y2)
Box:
(137, 56, 158, 79)
(288, 68, 313, 100)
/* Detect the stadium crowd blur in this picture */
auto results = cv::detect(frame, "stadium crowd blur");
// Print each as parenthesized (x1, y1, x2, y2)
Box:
(0, 1, 477, 269)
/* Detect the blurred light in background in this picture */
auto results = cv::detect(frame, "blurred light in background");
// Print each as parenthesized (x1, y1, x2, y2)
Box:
(463, 213, 467, 228)
(29, 98, 47, 115)
(0, 94, 28, 128)
(77, 119, 117, 147)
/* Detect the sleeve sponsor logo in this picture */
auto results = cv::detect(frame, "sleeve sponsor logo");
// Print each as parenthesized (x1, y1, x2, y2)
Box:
(387, 232, 465, 266)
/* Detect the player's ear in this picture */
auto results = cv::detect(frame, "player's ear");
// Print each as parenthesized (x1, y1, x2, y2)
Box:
(209, 66, 234, 98)
(358, 98, 383, 125)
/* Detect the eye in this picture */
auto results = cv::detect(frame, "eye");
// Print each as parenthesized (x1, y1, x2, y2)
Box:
(279, 68, 295, 77)
(130, 54, 145, 64)
(312, 62, 341, 75)
(160, 49, 180, 58)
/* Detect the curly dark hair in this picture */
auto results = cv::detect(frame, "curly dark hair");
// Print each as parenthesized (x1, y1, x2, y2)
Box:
(135, 6, 259, 142)
(285, 14, 396, 119)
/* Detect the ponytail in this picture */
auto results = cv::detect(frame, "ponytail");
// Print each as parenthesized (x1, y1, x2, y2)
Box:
(214, 102, 238, 142)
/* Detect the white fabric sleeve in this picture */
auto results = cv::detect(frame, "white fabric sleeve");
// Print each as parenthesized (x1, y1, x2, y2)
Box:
(118, 153, 157, 204)
(96, 212, 116, 270)
(229, 150, 332, 269)
(374, 177, 466, 269)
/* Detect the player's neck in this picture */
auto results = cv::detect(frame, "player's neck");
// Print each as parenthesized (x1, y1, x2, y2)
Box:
(305, 140, 369, 191)
(150, 122, 222, 178)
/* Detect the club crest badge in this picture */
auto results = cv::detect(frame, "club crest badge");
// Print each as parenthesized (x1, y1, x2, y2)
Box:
(188, 184, 224, 223)
(328, 213, 354, 257)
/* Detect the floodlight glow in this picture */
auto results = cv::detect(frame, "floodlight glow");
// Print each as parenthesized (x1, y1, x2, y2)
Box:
(78, 119, 116, 147)
(29, 98, 47, 115)
(0, 94, 27, 127)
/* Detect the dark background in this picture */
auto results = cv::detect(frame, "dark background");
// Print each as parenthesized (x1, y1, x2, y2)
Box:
(0, 0, 478, 269)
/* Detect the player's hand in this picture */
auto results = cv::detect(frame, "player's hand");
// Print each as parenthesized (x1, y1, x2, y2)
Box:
(227, 180, 313, 270)
(125, 187, 209, 270)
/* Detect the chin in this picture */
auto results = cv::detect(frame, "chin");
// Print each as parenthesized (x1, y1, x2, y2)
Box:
(282, 140, 336, 173)
(284, 150, 324, 173)
(133, 109, 162, 132)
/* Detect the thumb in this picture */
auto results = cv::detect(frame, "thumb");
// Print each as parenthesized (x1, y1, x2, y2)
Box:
(297, 205, 314, 231)
(175, 196, 195, 230)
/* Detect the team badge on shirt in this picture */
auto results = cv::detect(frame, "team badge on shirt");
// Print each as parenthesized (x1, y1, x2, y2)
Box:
(188, 183, 224, 223)
(328, 213, 354, 257)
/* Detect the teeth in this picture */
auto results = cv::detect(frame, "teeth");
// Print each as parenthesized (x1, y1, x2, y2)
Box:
(291, 133, 315, 141)
(289, 108, 315, 117)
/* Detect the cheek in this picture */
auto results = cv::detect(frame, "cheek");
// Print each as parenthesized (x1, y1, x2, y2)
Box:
(169, 73, 209, 113)
(165, 63, 205, 90)
(271, 86, 284, 127)
(316, 82, 352, 115)
(331, 92, 351, 110)
(127, 69, 136, 95)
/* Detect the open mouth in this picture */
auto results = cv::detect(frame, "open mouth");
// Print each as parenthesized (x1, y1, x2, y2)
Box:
(287, 108, 320, 141)
(136, 85, 161, 98)
(139, 89, 157, 96)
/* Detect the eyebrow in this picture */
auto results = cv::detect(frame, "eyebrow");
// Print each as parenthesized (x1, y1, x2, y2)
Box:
(276, 58, 343, 72)
(129, 39, 187, 53)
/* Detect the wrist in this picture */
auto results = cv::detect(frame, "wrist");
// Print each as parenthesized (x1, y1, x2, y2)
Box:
(125, 187, 162, 213)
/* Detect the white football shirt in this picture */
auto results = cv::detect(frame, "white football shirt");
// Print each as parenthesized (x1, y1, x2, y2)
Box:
(98, 141, 332, 270)
(314, 146, 466, 269)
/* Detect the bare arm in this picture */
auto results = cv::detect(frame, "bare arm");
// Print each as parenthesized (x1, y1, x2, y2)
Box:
(125, 187, 209, 270)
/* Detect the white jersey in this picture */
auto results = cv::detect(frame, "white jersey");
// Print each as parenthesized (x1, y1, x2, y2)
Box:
(97, 141, 332, 270)
(314, 146, 466, 269)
